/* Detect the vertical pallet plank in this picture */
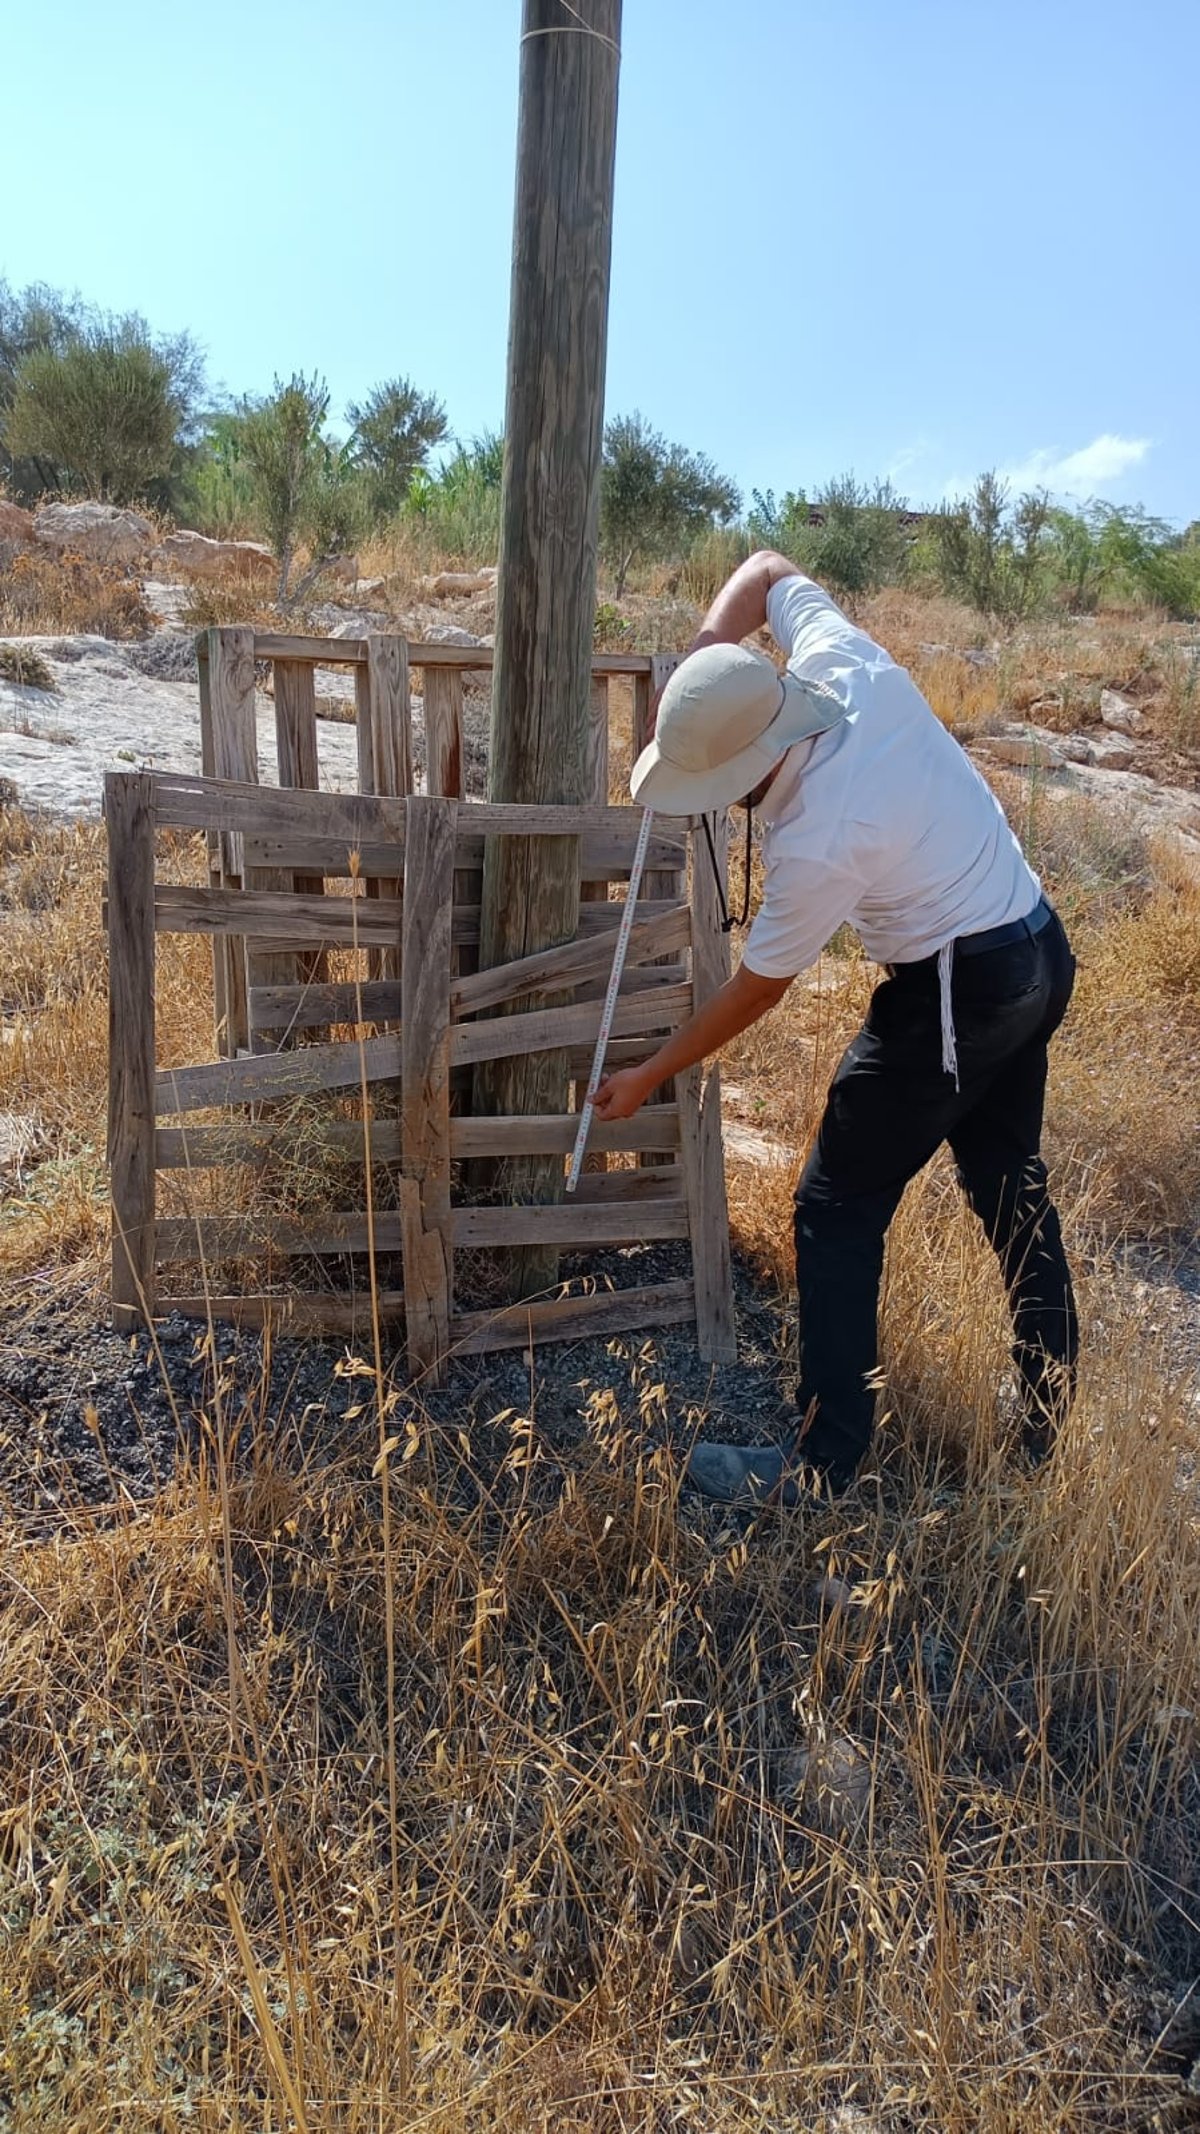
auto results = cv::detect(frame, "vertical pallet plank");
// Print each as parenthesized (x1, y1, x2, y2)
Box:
(356, 634, 411, 981)
(106, 772, 157, 1330)
(357, 633, 412, 799)
(424, 663, 475, 982)
(578, 674, 611, 1169)
(196, 638, 228, 1055)
(634, 653, 686, 1164)
(206, 627, 259, 1055)
(273, 658, 326, 991)
(423, 665, 465, 800)
(401, 796, 457, 1379)
(677, 814, 736, 1362)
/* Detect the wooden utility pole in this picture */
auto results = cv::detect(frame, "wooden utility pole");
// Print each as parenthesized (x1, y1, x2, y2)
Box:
(477, 0, 622, 1296)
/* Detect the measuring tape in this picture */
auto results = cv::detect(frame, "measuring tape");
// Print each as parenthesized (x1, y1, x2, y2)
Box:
(565, 804, 656, 1194)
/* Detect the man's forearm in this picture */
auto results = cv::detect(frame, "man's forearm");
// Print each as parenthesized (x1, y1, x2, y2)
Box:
(623, 965, 790, 1101)
(689, 548, 798, 653)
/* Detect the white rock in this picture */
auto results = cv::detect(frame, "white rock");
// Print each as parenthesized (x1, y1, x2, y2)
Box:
(982, 728, 1064, 769)
(1058, 734, 1094, 764)
(1088, 732, 1137, 771)
(425, 568, 497, 597)
(33, 501, 153, 565)
(0, 632, 363, 815)
(0, 1110, 42, 1174)
(423, 624, 483, 648)
(1100, 688, 1143, 734)
(777, 1731, 872, 1835)
(153, 530, 274, 585)
(723, 1119, 793, 1167)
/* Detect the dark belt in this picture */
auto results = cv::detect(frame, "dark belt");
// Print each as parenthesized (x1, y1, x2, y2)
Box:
(955, 894, 1054, 958)
(889, 896, 1054, 976)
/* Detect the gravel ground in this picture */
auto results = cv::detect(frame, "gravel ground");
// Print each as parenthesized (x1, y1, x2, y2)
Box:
(0, 1246, 797, 1524)
(3, 1227, 1196, 1529)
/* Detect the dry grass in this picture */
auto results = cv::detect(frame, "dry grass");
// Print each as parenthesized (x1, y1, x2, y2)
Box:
(0, 549, 153, 640)
(1, 738, 1199, 2122)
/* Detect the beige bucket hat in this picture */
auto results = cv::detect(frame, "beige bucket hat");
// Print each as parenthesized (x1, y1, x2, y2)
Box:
(630, 643, 847, 814)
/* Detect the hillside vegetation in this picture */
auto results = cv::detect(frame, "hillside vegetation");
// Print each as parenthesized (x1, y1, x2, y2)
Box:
(1, 274, 1199, 2128)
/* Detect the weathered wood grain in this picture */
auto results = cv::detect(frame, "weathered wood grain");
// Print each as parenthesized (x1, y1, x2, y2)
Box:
(401, 797, 456, 1375)
(252, 633, 656, 677)
(157, 1196, 687, 1260)
(477, 0, 622, 1296)
(156, 1031, 401, 1115)
(448, 982, 691, 1069)
(156, 1119, 403, 1168)
(453, 1201, 688, 1248)
(105, 772, 157, 1328)
(448, 1277, 696, 1355)
(272, 658, 326, 987)
(205, 627, 258, 1052)
(677, 818, 736, 1362)
(155, 1107, 679, 1170)
(157, 1212, 405, 1261)
(422, 666, 465, 801)
(357, 634, 410, 982)
(170, 1291, 407, 1333)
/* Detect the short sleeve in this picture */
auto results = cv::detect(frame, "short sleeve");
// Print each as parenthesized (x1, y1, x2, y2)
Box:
(741, 846, 859, 980)
(766, 572, 834, 659)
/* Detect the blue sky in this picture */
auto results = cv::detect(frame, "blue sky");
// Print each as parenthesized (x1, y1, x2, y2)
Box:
(3, 0, 1196, 523)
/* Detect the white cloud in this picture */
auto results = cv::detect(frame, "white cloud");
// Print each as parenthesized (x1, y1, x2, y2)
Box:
(885, 438, 932, 484)
(944, 433, 1151, 504)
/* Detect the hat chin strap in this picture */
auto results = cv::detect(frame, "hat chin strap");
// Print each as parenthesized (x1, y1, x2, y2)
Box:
(701, 805, 753, 933)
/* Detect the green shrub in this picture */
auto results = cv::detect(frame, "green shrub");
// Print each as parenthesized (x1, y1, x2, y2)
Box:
(600, 413, 739, 597)
(398, 434, 503, 567)
(0, 291, 203, 507)
(0, 642, 55, 689)
(748, 475, 916, 600)
(346, 376, 448, 522)
(226, 375, 366, 606)
(932, 472, 1050, 622)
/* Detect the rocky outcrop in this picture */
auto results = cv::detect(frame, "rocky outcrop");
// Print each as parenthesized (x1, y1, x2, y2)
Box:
(981, 728, 1065, 769)
(153, 530, 274, 585)
(33, 501, 154, 565)
(423, 568, 498, 598)
(1100, 688, 1144, 734)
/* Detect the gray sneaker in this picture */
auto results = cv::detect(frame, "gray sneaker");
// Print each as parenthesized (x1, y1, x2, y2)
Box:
(685, 1440, 791, 1506)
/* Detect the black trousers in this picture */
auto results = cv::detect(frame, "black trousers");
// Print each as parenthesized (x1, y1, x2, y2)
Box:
(793, 906, 1078, 1484)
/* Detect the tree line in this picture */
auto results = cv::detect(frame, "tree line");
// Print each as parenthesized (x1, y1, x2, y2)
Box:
(1, 277, 1197, 621)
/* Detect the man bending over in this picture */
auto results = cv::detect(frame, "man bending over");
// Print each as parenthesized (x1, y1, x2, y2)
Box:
(593, 551, 1078, 1503)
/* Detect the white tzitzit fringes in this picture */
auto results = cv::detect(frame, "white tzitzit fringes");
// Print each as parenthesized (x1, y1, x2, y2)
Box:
(937, 940, 959, 1090)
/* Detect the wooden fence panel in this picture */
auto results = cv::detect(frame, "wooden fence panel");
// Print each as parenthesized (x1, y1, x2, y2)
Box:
(108, 767, 735, 1367)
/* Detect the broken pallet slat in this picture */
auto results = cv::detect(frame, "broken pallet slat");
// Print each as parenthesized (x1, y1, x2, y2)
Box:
(448, 1277, 696, 1354)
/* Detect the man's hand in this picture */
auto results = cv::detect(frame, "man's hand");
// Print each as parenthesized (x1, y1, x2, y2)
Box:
(589, 964, 794, 1129)
(592, 1064, 653, 1123)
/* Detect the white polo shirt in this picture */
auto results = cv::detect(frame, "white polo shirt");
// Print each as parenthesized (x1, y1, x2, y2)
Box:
(741, 574, 1040, 979)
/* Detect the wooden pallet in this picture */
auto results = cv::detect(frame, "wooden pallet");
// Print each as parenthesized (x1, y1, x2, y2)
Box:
(106, 770, 735, 1374)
